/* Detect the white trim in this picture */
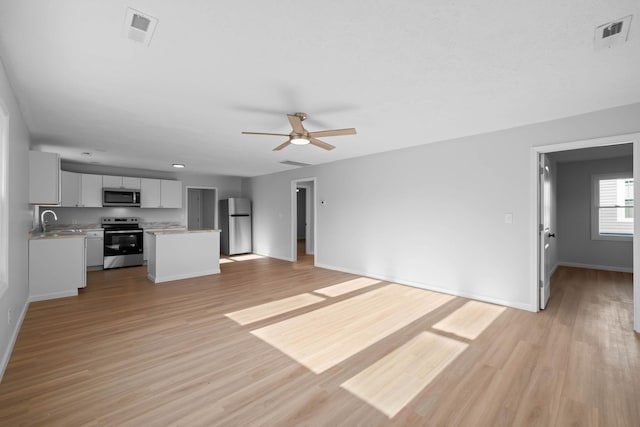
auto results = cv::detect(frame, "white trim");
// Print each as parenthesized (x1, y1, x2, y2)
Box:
(28, 290, 78, 302)
(315, 262, 536, 312)
(556, 261, 633, 274)
(532, 132, 640, 332)
(148, 268, 220, 283)
(290, 177, 317, 264)
(253, 251, 294, 262)
(0, 300, 28, 382)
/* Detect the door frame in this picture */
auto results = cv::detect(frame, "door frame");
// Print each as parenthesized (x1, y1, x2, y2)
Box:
(531, 132, 639, 332)
(185, 186, 218, 229)
(291, 177, 317, 263)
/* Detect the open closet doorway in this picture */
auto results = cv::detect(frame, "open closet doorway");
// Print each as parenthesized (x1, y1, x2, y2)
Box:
(187, 187, 218, 230)
(291, 178, 316, 265)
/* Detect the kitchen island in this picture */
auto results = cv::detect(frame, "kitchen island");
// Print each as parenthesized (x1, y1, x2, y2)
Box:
(146, 229, 221, 283)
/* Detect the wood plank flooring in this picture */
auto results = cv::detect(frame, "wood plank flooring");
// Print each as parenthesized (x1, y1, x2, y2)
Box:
(0, 260, 638, 426)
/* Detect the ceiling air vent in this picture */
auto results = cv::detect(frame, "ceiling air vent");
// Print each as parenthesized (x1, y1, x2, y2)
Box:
(594, 15, 632, 50)
(124, 8, 158, 46)
(280, 160, 311, 168)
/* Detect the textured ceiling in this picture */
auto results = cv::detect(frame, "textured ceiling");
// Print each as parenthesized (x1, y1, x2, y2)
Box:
(0, 0, 638, 177)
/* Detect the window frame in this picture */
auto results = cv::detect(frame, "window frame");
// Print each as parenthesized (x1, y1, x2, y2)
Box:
(591, 172, 634, 241)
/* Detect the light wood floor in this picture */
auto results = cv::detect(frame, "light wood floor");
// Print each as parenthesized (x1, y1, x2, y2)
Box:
(0, 260, 638, 426)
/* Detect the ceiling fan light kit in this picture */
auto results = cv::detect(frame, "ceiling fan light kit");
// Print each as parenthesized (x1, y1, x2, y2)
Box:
(290, 137, 309, 145)
(241, 112, 356, 151)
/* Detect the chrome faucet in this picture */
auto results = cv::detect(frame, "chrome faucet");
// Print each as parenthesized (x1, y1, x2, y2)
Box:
(40, 209, 57, 232)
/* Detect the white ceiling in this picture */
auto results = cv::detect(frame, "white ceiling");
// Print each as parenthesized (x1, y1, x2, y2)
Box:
(0, 1, 638, 177)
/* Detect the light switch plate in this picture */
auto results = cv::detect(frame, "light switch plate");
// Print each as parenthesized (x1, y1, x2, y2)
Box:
(504, 213, 513, 224)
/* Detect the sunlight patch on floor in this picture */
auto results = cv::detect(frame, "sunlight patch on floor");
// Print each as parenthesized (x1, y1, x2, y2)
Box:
(314, 277, 381, 297)
(225, 293, 325, 325)
(341, 331, 468, 418)
(230, 254, 264, 261)
(219, 258, 234, 264)
(432, 300, 506, 340)
(251, 284, 454, 374)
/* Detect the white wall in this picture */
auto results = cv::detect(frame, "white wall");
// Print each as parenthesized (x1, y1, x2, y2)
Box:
(0, 60, 32, 380)
(47, 162, 243, 226)
(556, 156, 633, 272)
(243, 103, 640, 312)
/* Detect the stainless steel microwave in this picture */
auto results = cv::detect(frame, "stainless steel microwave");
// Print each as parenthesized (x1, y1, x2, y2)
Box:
(102, 188, 141, 207)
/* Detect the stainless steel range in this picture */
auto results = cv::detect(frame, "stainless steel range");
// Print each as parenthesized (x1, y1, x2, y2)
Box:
(102, 217, 144, 269)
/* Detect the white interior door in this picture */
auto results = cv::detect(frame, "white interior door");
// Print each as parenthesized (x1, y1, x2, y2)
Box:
(539, 154, 552, 309)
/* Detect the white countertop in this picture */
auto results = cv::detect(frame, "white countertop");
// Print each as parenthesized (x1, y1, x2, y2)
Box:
(148, 229, 220, 236)
(29, 231, 87, 240)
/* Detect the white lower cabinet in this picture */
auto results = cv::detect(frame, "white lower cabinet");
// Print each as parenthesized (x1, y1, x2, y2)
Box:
(86, 230, 104, 268)
(29, 236, 86, 301)
(143, 228, 186, 261)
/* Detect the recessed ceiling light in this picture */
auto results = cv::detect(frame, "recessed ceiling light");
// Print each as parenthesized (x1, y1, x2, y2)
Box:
(172, 163, 185, 168)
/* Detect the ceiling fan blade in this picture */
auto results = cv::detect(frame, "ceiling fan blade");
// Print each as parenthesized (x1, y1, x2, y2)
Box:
(308, 128, 357, 138)
(309, 137, 335, 151)
(242, 131, 291, 137)
(273, 140, 292, 151)
(287, 114, 306, 134)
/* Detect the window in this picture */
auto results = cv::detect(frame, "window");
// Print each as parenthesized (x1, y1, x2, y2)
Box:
(592, 173, 634, 241)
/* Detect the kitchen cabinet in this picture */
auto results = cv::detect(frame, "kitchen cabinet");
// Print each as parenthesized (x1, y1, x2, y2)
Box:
(29, 235, 86, 301)
(161, 180, 182, 208)
(61, 171, 102, 207)
(140, 178, 182, 208)
(86, 230, 104, 268)
(29, 151, 60, 205)
(143, 227, 187, 261)
(103, 175, 141, 189)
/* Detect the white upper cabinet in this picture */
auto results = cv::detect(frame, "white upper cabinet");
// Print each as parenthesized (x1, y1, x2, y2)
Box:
(140, 178, 182, 208)
(29, 151, 60, 205)
(61, 171, 102, 207)
(103, 175, 141, 189)
(160, 180, 182, 208)
(140, 178, 161, 208)
(80, 174, 103, 207)
(60, 171, 80, 207)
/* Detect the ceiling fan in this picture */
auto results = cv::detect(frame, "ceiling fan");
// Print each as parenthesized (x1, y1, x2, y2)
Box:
(241, 112, 356, 151)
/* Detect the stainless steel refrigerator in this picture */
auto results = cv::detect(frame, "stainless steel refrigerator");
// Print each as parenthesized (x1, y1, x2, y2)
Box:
(220, 198, 252, 255)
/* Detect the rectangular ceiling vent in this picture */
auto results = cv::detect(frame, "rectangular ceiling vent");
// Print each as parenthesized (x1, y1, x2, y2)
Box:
(124, 8, 158, 46)
(594, 15, 632, 50)
(280, 160, 311, 168)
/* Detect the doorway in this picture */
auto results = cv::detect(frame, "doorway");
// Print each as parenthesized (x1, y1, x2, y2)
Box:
(532, 133, 639, 332)
(187, 187, 217, 230)
(291, 178, 316, 264)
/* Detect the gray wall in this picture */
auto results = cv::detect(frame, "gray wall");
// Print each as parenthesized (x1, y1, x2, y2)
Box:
(556, 156, 633, 271)
(0, 60, 32, 378)
(242, 103, 640, 312)
(48, 163, 243, 226)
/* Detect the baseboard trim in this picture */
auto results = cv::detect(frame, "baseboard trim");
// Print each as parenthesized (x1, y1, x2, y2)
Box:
(28, 290, 78, 302)
(314, 262, 537, 312)
(0, 299, 29, 383)
(254, 251, 294, 262)
(149, 269, 221, 284)
(557, 261, 633, 273)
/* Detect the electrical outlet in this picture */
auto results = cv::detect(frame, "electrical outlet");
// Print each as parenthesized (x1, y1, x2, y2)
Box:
(7, 308, 12, 325)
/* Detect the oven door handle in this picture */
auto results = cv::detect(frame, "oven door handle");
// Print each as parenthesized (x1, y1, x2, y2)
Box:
(104, 229, 143, 235)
